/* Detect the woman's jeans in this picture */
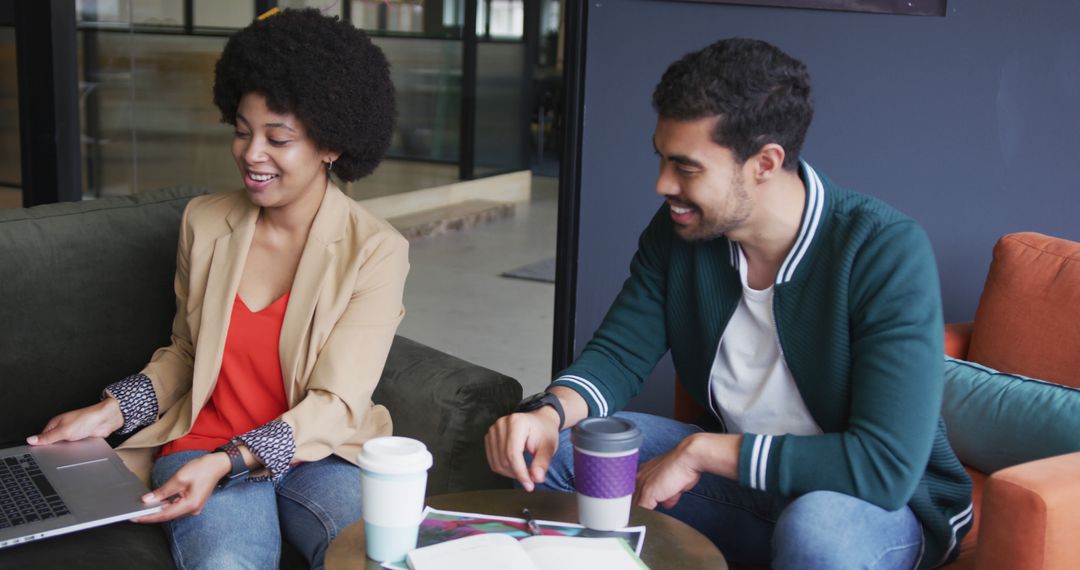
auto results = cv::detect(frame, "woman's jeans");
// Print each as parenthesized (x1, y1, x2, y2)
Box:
(540, 412, 924, 569)
(151, 450, 361, 570)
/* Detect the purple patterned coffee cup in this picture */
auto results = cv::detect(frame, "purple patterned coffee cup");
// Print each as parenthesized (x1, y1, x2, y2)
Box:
(571, 417, 643, 530)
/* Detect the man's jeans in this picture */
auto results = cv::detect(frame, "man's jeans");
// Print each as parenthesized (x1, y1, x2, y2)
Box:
(151, 450, 361, 570)
(540, 412, 923, 569)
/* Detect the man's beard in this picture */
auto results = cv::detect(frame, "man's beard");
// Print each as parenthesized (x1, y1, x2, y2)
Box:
(675, 173, 752, 242)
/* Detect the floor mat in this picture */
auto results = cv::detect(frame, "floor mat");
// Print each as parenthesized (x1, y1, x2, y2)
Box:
(500, 256, 556, 283)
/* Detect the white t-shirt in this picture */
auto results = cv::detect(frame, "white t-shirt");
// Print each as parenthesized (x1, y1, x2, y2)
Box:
(709, 246, 822, 436)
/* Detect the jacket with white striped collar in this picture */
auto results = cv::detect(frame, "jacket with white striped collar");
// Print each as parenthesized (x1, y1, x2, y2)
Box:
(552, 161, 972, 568)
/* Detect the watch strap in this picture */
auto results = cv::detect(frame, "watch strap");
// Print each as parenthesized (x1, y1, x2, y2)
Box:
(214, 439, 249, 489)
(516, 392, 565, 431)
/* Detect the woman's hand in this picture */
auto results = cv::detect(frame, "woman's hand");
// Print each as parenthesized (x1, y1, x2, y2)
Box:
(27, 397, 125, 445)
(133, 452, 231, 524)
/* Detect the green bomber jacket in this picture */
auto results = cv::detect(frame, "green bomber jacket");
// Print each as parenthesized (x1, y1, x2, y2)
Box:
(552, 162, 973, 568)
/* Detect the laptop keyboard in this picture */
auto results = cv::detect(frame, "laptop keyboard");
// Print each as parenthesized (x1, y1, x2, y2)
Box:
(0, 454, 71, 529)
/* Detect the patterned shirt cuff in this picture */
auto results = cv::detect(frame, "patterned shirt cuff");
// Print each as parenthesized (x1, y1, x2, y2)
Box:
(237, 419, 296, 482)
(102, 374, 159, 435)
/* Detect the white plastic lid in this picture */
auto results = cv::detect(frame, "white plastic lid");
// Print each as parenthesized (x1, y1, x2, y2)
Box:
(356, 436, 433, 474)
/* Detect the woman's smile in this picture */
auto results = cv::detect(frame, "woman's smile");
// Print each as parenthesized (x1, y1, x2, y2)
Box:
(231, 92, 331, 209)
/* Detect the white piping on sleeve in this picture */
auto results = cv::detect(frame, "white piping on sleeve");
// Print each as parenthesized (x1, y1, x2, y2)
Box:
(941, 502, 975, 563)
(749, 435, 764, 490)
(553, 375, 609, 417)
(757, 435, 774, 491)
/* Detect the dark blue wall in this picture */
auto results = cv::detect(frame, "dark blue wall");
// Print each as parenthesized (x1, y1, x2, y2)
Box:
(572, 0, 1080, 415)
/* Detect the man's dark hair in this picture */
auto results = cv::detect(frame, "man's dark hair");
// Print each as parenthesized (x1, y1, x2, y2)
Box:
(213, 8, 395, 182)
(652, 38, 812, 171)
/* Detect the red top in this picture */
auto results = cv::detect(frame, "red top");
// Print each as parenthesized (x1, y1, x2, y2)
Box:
(161, 292, 291, 456)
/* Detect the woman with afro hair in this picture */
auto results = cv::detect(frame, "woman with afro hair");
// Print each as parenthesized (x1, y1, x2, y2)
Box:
(28, 8, 406, 568)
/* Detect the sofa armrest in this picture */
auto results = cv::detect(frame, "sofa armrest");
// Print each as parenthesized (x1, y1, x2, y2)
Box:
(973, 451, 1080, 570)
(373, 336, 523, 495)
(945, 321, 974, 359)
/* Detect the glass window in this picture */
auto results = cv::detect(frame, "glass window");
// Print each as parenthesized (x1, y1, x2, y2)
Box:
(68, 0, 530, 200)
(352, 0, 427, 35)
(474, 41, 525, 175)
(352, 0, 381, 32)
(79, 30, 233, 197)
(131, 0, 184, 27)
(481, 0, 522, 39)
(373, 37, 462, 164)
(194, 0, 253, 30)
(279, 0, 343, 19)
(442, 0, 464, 30)
(387, 2, 425, 33)
(76, 0, 130, 24)
(76, 0, 183, 27)
(539, 0, 561, 67)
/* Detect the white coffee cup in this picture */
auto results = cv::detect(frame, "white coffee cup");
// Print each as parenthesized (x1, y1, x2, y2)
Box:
(357, 436, 433, 562)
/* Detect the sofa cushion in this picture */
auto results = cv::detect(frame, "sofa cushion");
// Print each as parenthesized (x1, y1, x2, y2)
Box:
(0, 186, 207, 444)
(967, 233, 1080, 389)
(941, 356, 1080, 474)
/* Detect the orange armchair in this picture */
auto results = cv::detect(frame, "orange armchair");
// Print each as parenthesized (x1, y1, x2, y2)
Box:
(941, 232, 1080, 570)
(673, 232, 1080, 569)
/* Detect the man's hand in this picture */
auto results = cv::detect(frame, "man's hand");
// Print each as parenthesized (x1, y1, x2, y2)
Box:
(133, 452, 231, 524)
(634, 432, 741, 510)
(634, 435, 704, 510)
(485, 407, 561, 492)
(27, 398, 125, 446)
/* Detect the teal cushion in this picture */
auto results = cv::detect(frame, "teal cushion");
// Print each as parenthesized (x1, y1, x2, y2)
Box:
(941, 356, 1080, 474)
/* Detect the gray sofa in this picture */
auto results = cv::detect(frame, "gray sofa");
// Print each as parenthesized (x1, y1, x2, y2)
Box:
(0, 186, 520, 568)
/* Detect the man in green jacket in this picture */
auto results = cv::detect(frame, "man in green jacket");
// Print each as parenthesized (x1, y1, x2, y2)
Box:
(486, 38, 972, 568)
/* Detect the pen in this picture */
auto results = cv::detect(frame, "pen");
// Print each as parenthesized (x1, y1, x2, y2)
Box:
(522, 507, 542, 536)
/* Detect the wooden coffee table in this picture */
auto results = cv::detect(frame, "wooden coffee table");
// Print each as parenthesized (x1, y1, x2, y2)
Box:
(325, 489, 727, 569)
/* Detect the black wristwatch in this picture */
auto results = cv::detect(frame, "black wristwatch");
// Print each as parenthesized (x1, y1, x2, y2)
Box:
(515, 392, 565, 431)
(213, 439, 250, 489)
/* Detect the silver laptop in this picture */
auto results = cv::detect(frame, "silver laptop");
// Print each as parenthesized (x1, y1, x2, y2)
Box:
(0, 437, 162, 549)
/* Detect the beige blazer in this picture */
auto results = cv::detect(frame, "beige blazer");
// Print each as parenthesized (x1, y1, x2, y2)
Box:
(117, 185, 409, 483)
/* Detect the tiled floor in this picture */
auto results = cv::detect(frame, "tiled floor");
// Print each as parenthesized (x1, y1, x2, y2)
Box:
(398, 175, 557, 397)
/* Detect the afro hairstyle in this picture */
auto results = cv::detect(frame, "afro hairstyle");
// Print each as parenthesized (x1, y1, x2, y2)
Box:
(213, 8, 395, 182)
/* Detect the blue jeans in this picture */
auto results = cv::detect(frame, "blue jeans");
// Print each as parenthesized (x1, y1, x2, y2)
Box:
(541, 412, 923, 569)
(151, 450, 361, 570)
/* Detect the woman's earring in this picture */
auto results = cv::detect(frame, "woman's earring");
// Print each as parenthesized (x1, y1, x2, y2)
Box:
(327, 159, 334, 173)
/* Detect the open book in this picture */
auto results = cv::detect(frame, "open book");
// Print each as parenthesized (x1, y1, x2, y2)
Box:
(405, 532, 648, 570)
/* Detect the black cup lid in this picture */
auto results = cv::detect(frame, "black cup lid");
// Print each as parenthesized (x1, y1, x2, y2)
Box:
(571, 417, 643, 453)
